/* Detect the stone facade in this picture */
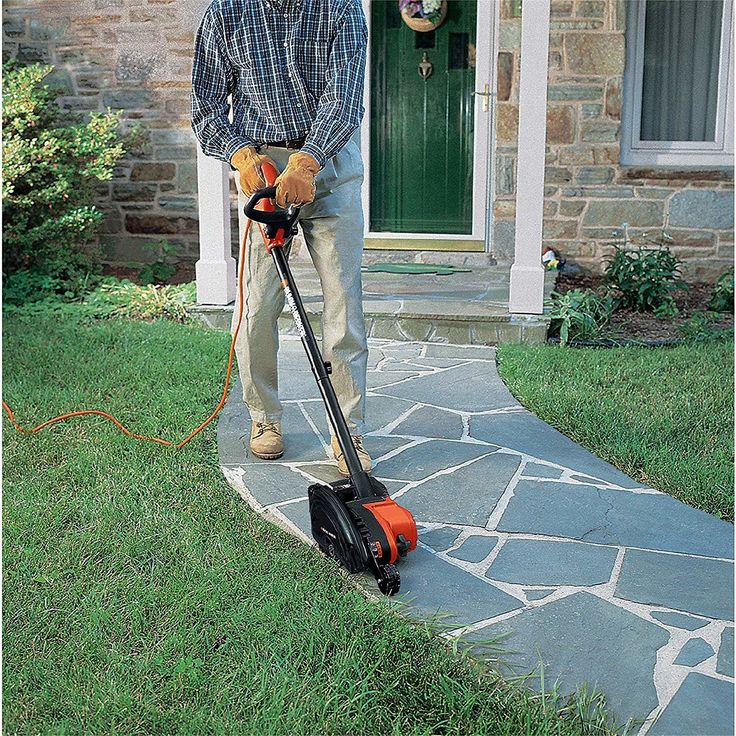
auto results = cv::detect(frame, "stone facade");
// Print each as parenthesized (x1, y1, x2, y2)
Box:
(1, 0, 233, 268)
(494, 0, 734, 280)
(3, 0, 734, 279)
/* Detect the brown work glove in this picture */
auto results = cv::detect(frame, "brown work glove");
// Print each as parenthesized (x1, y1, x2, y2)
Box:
(274, 152, 321, 208)
(230, 146, 279, 197)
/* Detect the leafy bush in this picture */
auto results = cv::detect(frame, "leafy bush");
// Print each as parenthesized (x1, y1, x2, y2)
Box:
(2, 61, 127, 301)
(547, 288, 617, 345)
(604, 244, 684, 313)
(139, 240, 178, 285)
(83, 280, 196, 322)
(710, 269, 734, 313)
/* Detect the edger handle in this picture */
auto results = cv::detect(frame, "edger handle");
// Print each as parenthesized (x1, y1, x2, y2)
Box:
(243, 161, 300, 235)
(243, 186, 300, 227)
(243, 162, 300, 249)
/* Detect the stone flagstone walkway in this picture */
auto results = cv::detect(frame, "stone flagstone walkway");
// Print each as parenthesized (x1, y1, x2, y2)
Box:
(217, 336, 734, 735)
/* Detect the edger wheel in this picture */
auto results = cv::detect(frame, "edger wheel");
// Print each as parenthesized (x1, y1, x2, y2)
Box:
(377, 564, 401, 596)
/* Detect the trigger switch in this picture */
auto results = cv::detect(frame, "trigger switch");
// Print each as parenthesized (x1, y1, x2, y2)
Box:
(324, 361, 332, 374)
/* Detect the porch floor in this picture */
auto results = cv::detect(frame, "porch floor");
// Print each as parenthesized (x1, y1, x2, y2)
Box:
(192, 256, 554, 346)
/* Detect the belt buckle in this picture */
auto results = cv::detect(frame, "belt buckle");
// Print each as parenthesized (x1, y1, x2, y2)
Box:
(286, 138, 301, 150)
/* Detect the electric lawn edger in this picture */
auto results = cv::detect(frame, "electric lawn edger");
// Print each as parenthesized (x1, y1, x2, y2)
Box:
(243, 162, 417, 596)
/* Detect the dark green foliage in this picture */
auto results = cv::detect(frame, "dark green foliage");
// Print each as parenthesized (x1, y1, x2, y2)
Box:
(138, 240, 178, 285)
(709, 269, 734, 314)
(2, 61, 127, 301)
(604, 244, 684, 313)
(547, 289, 617, 345)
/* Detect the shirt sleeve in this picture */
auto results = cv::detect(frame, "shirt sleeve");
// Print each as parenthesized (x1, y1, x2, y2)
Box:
(190, 9, 255, 165)
(300, 0, 368, 168)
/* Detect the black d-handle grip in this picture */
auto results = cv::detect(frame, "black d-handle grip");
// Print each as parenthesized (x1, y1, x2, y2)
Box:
(243, 186, 299, 231)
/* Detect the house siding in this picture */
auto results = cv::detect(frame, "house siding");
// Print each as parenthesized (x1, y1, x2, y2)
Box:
(494, 0, 734, 281)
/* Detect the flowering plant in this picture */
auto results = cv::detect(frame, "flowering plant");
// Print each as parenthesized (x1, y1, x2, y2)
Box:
(399, 0, 443, 24)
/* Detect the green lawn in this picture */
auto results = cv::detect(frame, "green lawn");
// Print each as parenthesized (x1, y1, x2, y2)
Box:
(497, 340, 734, 521)
(3, 312, 612, 736)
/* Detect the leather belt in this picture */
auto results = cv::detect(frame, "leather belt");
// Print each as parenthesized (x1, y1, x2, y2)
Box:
(262, 136, 306, 150)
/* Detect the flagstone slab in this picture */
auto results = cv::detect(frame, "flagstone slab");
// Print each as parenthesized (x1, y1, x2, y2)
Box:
(674, 637, 715, 667)
(717, 627, 734, 678)
(524, 588, 556, 601)
(376, 362, 518, 412)
(399, 451, 518, 525)
(650, 611, 710, 631)
(371, 439, 492, 482)
(419, 526, 461, 552)
(647, 673, 734, 736)
(523, 462, 564, 479)
(470, 412, 641, 488)
(497, 480, 734, 560)
(392, 406, 465, 440)
(448, 535, 498, 563)
(393, 547, 523, 627)
(472, 592, 669, 724)
(615, 549, 734, 621)
(367, 370, 422, 389)
(486, 539, 618, 586)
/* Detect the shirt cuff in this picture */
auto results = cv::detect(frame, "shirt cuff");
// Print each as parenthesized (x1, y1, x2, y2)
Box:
(299, 142, 327, 170)
(224, 135, 257, 167)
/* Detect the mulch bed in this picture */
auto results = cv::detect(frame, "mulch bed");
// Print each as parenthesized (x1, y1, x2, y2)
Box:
(554, 271, 733, 342)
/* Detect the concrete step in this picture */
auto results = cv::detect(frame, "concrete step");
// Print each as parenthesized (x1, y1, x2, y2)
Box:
(191, 261, 553, 346)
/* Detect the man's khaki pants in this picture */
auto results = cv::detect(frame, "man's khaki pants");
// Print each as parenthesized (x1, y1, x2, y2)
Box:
(232, 131, 368, 435)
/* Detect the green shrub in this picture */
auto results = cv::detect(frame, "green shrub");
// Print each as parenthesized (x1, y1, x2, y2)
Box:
(547, 288, 617, 345)
(710, 269, 734, 313)
(2, 61, 127, 301)
(138, 240, 178, 285)
(604, 244, 684, 313)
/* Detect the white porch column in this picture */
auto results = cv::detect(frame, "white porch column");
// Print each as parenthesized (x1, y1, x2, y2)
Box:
(195, 145, 236, 305)
(509, 0, 550, 315)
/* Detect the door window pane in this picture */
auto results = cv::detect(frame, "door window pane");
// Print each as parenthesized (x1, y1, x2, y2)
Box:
(641, 0, 723, 141)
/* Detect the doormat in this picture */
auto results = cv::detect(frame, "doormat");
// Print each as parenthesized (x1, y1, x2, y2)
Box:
(362, 263, 472, 276)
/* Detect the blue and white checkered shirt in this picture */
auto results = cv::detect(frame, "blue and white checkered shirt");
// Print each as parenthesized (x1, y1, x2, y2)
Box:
(191, 0, 367, 169)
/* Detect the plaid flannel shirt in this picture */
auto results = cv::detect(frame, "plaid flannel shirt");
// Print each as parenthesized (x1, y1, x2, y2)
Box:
(191, 0, 368, 169)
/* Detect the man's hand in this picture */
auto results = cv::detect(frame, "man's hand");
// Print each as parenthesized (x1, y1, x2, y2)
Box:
(230, 146, 279, 197)
(274, 152, 321, 208)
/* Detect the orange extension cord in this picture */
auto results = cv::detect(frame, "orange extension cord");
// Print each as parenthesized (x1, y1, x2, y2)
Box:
(2, 217, 264, 451)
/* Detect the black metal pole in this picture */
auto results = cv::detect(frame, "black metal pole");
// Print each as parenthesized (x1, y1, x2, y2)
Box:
(270, 245, 374, 498)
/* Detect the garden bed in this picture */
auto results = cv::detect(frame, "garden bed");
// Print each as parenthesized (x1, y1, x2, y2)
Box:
(554, 271, 733, 343)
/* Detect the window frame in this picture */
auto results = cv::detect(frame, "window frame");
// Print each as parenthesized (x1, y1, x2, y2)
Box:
(621, 0, 734, 168)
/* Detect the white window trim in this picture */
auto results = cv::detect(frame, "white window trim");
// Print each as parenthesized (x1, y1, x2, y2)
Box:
(621, 0, 734, 168)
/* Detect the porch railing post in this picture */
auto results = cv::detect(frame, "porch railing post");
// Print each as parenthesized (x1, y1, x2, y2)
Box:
(195, 145, 236, 305)
(509, 0, 550, 315)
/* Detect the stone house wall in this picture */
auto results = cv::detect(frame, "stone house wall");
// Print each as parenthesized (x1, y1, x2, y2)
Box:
(1, 0, 237, 269)
(494, 0, 734, 280)
(3, 0, 734, 280)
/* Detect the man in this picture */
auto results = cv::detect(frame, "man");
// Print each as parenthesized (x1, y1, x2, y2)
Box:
(191, 0, 371, 476)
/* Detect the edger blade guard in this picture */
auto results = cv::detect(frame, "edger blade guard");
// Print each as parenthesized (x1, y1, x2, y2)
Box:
(243, 164, 418, 596)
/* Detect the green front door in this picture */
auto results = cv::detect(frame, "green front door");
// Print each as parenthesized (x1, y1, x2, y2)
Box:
(370, 0, 477, 235)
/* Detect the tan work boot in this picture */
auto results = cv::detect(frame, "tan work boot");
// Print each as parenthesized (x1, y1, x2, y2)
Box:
(250, 421, 284, 460)
(331, 435, 372, 477)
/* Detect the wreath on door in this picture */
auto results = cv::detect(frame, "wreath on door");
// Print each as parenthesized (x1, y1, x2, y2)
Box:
(399, 0, 448, 32)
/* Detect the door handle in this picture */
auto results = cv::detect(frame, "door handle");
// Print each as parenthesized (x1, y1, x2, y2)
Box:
(472, 83, 493, 112)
